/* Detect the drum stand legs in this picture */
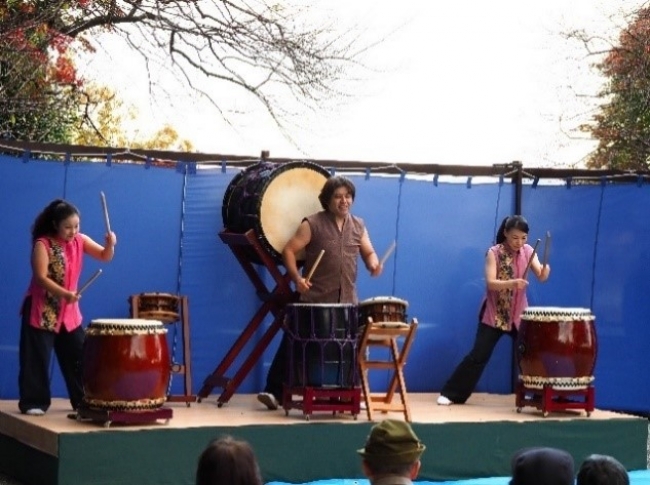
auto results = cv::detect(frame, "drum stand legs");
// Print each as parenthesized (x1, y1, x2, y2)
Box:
(357, 319, 418, 422)
(130, 294, 196, 405)
(515, 382, 595, 417)
(197, 229, 295, 407)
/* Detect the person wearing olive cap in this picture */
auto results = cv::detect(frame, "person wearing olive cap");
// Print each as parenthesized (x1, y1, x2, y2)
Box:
(357, 419, 426, 483)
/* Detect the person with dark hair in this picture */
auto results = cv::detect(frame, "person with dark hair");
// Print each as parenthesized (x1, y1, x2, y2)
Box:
(437, 215, 550, 405)
(257, 175, 382, 409)
(19, 199, 117, 416)
(577, 454, 630, 485)
(357, 419, 426, 484)
(510, 447, 574, 485)
(195, 436, 263, 485)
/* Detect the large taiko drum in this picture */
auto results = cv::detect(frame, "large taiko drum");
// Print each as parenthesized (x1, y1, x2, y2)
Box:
(516, 307, 597, 390)
(358, 296, 409, 325)
(285, 303, 358, 388)
(81, 319, 171, 411)
(222, 161, 330, 264)
(129, 292, 180, 323)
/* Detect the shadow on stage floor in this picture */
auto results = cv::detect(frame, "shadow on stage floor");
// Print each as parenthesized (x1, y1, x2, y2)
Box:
(0, 393, 646, 485)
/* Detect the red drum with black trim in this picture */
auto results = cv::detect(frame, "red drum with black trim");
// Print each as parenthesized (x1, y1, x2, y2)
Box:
(222, 161, 330, 264)
(516, 307, 597, 390)
(81, 319, 170, 411)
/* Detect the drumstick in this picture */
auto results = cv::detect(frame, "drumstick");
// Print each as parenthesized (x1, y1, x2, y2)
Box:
(100, 191, 111, 234)
(305, 249, 325, 282)
(379, 240, 397, 266)
(77, 269, 103, 295)
(522, 239, 541, 280)
(542, 231, 551, 268)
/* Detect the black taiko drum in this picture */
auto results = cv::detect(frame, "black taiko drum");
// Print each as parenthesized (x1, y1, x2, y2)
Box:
(222, 161, 330, 264)
(285, 303, 358, 388)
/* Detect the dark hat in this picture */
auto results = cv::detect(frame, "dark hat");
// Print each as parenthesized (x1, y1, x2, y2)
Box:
(357, 419, 426, 466)
(510, 447, 575, 485)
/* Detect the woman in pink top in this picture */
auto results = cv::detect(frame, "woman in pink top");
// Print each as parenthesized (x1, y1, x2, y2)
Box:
(437, 215, 550, 405)
(19, 199, 116, 416)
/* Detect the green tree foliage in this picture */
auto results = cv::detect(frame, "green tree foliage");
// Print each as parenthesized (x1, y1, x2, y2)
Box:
(73, 84, 194, 151)
(0, 1, 87, 142)
(583, 7, 650, 169)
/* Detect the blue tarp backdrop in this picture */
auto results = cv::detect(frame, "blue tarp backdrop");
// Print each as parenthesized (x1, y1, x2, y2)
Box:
(0, 153, 647, 414)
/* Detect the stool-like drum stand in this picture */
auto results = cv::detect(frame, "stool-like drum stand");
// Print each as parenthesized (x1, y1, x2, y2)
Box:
(357, 318, 418, 422)
(130, 293, 196, 405)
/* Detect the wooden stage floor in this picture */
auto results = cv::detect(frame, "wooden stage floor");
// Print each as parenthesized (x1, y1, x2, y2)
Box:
(0, 392, 629, 454)
(0, 393, 647, 485)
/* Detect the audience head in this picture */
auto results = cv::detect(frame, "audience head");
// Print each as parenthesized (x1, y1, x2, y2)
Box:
(577, 454, 629, 485)
(510, 447, 574, 485)
(357, 419, 426, 479)
(195, 435, 263, 485)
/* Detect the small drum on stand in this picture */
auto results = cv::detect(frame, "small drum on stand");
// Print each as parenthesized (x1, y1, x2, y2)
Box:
(515, 306, 597, 417)
(129, 292, 181, 323)
(78, 319, 173, 426)
(283, 303, 361, 419)
(358, 296, 409, 325)
(222, 160, 330, 264)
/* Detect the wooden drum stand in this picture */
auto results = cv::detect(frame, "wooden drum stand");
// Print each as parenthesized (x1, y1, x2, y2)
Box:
(130, 293, 196, 405)
(197, 229, 295, 406)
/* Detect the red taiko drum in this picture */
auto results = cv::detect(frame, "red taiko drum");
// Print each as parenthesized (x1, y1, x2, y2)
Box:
(358, 296, 409, 325)
(82, 319, 170, 411)
(516, 307, 597, 390)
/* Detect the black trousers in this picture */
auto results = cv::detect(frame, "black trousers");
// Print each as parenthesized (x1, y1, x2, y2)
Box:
(440, 319, 516, 404)
(18, 298, 84, 413)
(263, 334, 289, 401)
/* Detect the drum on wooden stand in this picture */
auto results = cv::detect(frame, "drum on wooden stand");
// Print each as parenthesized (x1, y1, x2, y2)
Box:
(222, 161, 330, 264)
(515, 306, 597, 416)
(286, 303, 359, 388)
(81, 319, 171, 411)
(129, 292, 181, 323)
(358, 296, 409, 325)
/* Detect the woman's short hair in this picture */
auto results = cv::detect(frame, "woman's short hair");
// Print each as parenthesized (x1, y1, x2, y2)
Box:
(577, 454, 629, 485)
(318, 176, 356, 210)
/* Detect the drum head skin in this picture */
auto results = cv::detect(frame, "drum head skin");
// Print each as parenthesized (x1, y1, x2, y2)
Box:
(222, 161, 330, 262)
(261, 167, 328, 259)
(87, 319, 167, 335)
(358, 296, 409, 308)
(521, 307, 595, 321)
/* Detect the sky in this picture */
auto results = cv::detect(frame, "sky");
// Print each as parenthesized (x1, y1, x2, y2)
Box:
(77, 1, 648, 167)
